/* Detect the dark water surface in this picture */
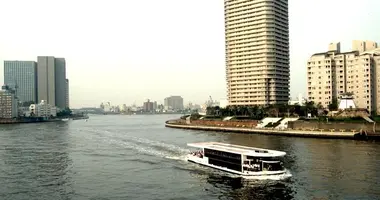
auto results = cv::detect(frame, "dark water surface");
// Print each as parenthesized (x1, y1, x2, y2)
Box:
(0, 115, 380, 200)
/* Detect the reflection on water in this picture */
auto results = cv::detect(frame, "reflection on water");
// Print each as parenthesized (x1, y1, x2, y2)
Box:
(205, 173, 295, 200)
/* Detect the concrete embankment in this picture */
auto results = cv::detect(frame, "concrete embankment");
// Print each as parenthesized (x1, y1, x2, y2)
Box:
(165, 123, 358, 139)
(165, 120, 380, 140)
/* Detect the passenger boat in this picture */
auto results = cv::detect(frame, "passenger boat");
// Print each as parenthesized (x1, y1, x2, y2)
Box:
(187, 142, 287, 176)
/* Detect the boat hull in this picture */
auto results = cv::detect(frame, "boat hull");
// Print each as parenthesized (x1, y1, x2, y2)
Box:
(187, 155, 286, 177)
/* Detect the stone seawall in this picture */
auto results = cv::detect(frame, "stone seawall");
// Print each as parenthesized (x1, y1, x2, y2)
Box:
(165, 119, 380, 140)
(165, 119, 259, 128)
(190, 120, 259, 128)
(165, 123, 360, 139)
(288, 121, 376, 133)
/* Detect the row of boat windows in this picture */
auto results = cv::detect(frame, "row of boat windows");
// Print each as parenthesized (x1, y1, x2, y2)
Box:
(209, 158, 242, 172)
(204, 148, 241, 160)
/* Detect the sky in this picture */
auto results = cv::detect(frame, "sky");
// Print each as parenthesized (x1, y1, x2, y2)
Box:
(0, 0, 379, 108)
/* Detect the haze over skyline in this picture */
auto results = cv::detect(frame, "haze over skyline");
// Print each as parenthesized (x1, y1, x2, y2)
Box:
(0, 0, 379, 108)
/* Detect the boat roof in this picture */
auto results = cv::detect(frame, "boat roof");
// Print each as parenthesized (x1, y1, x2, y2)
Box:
(187, 142, 286, 157)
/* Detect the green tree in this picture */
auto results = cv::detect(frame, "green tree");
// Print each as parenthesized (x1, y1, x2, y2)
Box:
(328, 98, 338, 111)
(57, 107, 72, 117)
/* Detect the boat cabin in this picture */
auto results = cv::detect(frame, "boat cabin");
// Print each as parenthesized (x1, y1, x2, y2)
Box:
(188, 142, 286, 174)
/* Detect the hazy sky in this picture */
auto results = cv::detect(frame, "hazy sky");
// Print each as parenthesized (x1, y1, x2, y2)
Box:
(0, 0, 379, 108)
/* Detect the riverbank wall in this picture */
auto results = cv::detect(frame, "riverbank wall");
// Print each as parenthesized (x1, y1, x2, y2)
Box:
(165, 119, 380, 140)
(288, 120, 377, 133)
(0, 118, 62, 124)
(0, 115, 89, 124)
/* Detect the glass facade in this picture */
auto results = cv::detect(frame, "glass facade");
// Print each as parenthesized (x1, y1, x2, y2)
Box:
(204, 148, 242, 172)
(4, 61, 37, 103)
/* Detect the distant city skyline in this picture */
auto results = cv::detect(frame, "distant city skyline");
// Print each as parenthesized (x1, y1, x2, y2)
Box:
(0, 0, 379, 108)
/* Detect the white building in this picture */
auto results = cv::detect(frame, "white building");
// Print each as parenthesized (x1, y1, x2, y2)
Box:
(338, 95, 356, 110)
(29, 100, 57, 117)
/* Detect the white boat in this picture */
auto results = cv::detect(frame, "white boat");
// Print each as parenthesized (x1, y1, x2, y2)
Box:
(187, 142, 287, 177)
(61, 118, 69, 121)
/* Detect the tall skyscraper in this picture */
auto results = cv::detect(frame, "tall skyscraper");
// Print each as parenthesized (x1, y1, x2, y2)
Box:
(37, 56, 56, 106)
(54, 58, 67, 109)
(4, 61, 37, 103)
(65, 79, 69, 108)
(224, 0, 290, 106)
(37, 56, 68, 109)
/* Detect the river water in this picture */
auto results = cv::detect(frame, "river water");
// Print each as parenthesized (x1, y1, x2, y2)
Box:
(0, 115, 379, 200)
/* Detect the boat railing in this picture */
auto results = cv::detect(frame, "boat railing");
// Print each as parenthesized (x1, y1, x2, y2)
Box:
(190, 151, 203, 158)
(243, 163, 260, 168)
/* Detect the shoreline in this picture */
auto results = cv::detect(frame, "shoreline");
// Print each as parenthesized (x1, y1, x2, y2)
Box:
(0, 115, 89, 124)
(165, 121, 380, 140)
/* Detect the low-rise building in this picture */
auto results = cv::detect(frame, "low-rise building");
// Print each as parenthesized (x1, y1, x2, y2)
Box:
(29, 100, 57, 117)
(0, 85, 18, 118)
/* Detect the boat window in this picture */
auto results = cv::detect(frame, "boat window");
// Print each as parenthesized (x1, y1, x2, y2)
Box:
(208, 157, 242, 172)
(204, 148, 242, 172)
(244, 164, 261, 172)
(254, 150, 268, 153)
(204, 148, 241, 160)
(262, 161, 284, 171)
(250, 157, 284, 162)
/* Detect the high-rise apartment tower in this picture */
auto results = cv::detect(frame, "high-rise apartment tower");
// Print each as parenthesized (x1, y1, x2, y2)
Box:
(225, 0, 290, 106)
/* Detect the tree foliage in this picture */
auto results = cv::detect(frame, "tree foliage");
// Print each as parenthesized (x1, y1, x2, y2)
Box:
(206, 101, 321, 119)
(57, 107, 72, 117)
(328, 98, 338, 111)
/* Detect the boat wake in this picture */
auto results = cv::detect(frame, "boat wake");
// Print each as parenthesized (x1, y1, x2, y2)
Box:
(80, 128, 292, 181)
(186, 161, 292, 181)
(82, 128, 190, 161)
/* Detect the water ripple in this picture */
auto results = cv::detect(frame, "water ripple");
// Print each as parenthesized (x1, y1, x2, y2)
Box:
(0, 115, 379, 200)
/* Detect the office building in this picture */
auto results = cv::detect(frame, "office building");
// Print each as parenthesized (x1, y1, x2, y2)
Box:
(37, 56, 68, 109)
(0, 85, 18, 118)
(307, 41, 380, 113)
(55, 58, 67, 109)
(4, 61, 37, 103)
(225, 0, 290, 106)
(37, 56, 56, 106)
(164, 96, 184, 110)
(65, 79, 69, 108)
